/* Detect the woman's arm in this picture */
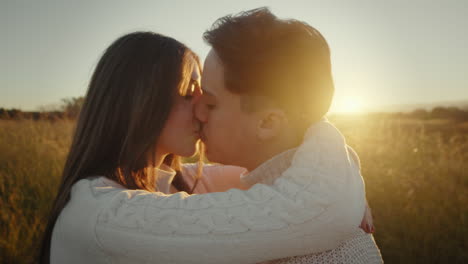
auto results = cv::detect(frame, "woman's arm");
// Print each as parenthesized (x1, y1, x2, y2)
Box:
(183, 151, 374, 234)
(94, 176, 360, 264)
(93, 122, 365, 263)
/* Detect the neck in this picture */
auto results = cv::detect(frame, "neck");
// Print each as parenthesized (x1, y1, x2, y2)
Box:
(153, 150, 169, 170)
(244, 130, 303, 171)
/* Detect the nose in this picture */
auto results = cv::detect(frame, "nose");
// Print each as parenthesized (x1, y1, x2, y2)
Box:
(193, 99, 208, 123)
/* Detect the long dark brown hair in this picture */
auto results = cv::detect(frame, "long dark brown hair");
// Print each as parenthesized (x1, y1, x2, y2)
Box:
(39, 31, 200, 263)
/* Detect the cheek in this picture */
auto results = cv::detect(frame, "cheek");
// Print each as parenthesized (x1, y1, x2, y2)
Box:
(159, 104, 196, 151)
(167, 103, 194, 130)
(205, 112, 257, 164)
(207, 110, 232, 131)
(208, 110, 245, 144)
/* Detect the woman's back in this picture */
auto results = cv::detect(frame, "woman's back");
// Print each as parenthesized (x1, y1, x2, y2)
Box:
(50, 178, 109, 264)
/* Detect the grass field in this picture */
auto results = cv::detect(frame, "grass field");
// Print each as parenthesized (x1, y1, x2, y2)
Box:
(1, 117, 467, 263)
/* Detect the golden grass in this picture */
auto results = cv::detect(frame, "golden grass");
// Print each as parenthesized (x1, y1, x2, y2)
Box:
(1, 117, 467, 263)
(330, 115, 468, 263)
(0, 120, 74, 264)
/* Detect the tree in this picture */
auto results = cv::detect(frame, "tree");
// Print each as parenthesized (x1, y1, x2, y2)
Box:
(410, 108, 429, 119)
(61, 97, 85, 119)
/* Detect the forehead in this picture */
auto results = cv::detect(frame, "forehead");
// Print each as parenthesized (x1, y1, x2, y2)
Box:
(202, 50, 226, 97)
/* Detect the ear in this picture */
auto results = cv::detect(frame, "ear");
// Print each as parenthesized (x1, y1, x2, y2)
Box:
(256, 109, 288, 141)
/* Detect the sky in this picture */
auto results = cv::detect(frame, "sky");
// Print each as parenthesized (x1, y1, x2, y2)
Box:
(2, 0, 467, 112)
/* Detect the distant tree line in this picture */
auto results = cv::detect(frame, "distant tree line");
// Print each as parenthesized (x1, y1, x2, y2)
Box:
(1, 98, 468, 121)
(407, 107, 468, 121)
(375, 107, 468, 122)
(0, 97, 84, 121)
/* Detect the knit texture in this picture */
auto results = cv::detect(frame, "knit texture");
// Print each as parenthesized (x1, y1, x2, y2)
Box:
(238, 143, 382, 263)
(51, 120, 371, 264)
(263, 229, 382, 264)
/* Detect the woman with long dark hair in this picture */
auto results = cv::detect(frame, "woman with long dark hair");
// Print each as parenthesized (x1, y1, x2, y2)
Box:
(39, 31, 207, 263)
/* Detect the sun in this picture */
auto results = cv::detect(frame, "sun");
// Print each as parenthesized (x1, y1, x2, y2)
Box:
(335, 97, 365, 113)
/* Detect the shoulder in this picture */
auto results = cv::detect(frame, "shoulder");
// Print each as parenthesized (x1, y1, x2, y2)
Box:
(52, 177, 121, 259)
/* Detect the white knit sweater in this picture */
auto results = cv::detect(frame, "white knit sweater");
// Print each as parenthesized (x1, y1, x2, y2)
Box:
(234, 147, 382, 263)
(51, 120, 369, 264)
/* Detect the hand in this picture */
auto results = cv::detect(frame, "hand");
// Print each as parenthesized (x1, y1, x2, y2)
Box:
(359, 203, 375, 233)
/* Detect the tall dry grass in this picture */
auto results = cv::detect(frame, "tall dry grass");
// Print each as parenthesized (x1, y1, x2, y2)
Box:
(0, 120, 74, 264)
(331, 115, 468, 263)
(0, 117, 467, 263)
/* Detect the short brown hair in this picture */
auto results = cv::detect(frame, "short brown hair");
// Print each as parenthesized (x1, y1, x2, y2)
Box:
(203, 7, 334, 123)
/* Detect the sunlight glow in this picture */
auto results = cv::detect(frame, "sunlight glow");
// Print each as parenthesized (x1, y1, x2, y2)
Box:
(335, 97, 365, 113)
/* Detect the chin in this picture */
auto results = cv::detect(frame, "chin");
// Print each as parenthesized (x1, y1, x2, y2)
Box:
(179, 148, 197, 158)
(172, 144, 197, 158)
(202, 141, 226, 164)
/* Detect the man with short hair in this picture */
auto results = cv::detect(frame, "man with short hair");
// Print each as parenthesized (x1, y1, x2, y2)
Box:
(194, 7, 382, 263)
(197, 9, 333, 170)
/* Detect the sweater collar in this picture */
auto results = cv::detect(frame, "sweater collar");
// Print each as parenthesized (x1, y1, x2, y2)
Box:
(239, 118, 333, 187)
(240, 147, 297, 187)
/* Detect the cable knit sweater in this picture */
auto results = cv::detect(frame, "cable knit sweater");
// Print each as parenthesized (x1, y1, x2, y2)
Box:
(234, 149, 382, 263)
(181, 146, 383, 263)
(51, 120, 370, 264)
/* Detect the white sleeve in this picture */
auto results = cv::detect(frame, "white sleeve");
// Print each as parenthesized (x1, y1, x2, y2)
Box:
(94, 183, 358, 263)
(346, 145, 361, 170)
(94, 123, 365, 264)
